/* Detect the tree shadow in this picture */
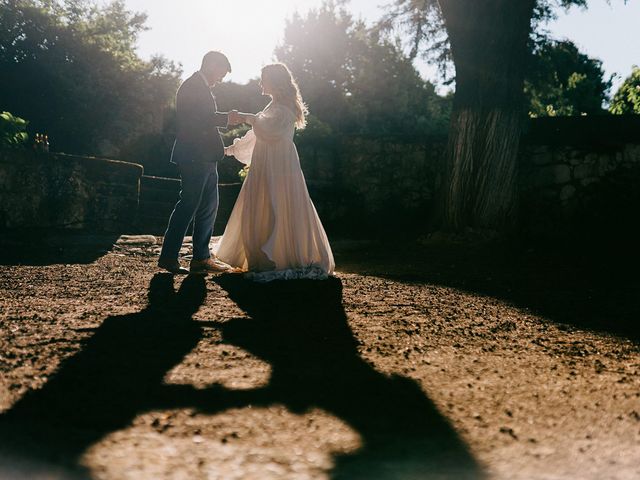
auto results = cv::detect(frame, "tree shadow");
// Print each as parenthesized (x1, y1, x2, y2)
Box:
(0, 230, 120, 266)
(0, 273, 207, 477)
(337, 239, 640, 344)
(194, 274, 484, 479)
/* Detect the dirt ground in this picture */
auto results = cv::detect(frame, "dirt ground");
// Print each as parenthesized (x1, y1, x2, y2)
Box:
(0, 233, 638, 480)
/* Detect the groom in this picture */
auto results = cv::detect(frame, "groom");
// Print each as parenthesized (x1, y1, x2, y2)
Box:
(158, 51, 240, 274)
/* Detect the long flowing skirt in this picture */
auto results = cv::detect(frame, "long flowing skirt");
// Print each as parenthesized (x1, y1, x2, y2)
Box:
(215, 140, 334, 282)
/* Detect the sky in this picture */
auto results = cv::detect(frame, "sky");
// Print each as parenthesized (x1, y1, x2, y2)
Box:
(124, 0, 640, 94)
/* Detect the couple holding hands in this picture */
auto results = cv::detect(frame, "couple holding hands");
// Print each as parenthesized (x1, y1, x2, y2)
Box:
(158, 51, 334, 282)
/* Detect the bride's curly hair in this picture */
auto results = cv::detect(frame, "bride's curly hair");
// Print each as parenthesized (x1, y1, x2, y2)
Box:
(261, 63, 308, 129)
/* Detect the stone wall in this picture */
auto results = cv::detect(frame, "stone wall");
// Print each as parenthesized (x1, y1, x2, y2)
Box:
(297, 135, 445, 234)
(2, 115, 638, 238)
(0, 149, 142, 232)
(296, 116, 640, 236)
(520, 143, 640, 233)
(519, 115, 640, 236)
(135, 175, 241, 236)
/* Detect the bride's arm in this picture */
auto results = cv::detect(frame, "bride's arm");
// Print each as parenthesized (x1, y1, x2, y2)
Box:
(224, 129, 256, 165)
(244, 106, 292, 142)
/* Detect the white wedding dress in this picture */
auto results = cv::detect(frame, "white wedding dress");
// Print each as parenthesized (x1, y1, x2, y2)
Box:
(215, 102, 335, 282)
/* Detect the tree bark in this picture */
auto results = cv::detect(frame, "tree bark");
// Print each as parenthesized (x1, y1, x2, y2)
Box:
(436, 0, 536, 233)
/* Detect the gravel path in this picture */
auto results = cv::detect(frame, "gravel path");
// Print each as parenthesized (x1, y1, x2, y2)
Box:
(0, 235, 638, 479)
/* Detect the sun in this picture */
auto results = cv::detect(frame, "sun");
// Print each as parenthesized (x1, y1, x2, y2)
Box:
(127, 0, 327, 82)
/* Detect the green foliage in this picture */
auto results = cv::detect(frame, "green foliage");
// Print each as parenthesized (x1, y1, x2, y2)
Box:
(117, 130, 177, 178)
(275, 1, 450, 137)
(238, 165, 249, 182)
(610, 66, 640, 114)
(214, 79, 269, 116)
(0, 111, 29, 148)
(0, 0, 181, 156)
(525, 40, 612, 117)
(296, 115, 334, 142)
(221, 124, 251, 145)
(380, 1, 611, 114)
(378, 0, 449, 74)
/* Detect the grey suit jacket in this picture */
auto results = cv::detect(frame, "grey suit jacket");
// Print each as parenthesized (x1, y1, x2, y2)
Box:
(170, 72, 228, 164)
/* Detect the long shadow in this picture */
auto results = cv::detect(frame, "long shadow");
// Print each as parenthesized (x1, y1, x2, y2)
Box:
(0, 273, 207, 477)
(336, 239, 640, 343)
(1, 272, 484, 479)
(0, 230, 120, 265)
(191, 274, 484, 479)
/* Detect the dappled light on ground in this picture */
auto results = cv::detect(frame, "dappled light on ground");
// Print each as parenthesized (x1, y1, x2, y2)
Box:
(164, 341, 273, 391)
(83, 407, 361, 480)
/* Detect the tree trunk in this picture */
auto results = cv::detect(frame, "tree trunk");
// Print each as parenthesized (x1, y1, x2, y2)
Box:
(436, 0, 536, 233)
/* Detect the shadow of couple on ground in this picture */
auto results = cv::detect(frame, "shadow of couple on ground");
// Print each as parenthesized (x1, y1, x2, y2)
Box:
(0, 273, 482, 479)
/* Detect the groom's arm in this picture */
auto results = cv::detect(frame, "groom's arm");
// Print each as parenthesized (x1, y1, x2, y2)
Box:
(177, 80, 228, 132)
(202, 82, 229, 128)
(210, 111, 229, 128)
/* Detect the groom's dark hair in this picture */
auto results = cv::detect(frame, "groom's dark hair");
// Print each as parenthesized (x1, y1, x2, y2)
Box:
(201, 51, 231, 73)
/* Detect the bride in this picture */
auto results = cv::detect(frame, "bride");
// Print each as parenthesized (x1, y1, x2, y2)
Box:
(215, 63, 335, 282)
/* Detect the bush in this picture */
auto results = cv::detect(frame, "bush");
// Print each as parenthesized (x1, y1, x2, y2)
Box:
(0, 111, 29, 148)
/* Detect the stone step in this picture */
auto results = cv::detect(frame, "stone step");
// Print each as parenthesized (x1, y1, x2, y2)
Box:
(140, 175, 180, 189)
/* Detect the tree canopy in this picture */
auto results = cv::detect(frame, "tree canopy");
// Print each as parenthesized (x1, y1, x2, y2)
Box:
(0, 0, 181, 156)
(525, 39, 612, 117)
(378, 0, 588, 73)
(609, 66, 640, 114)
(0, 111, 29, 148)
(378, 0, 611, 115)
(274, 1, 451, 138)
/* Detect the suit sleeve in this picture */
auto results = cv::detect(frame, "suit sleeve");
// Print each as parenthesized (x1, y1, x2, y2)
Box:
(211, 111, 228, 128)
(177, 81, 228, 133)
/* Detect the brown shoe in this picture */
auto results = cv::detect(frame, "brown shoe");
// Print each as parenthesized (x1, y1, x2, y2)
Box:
(158, 257, 189, 275)
(190, 257, 230, 274)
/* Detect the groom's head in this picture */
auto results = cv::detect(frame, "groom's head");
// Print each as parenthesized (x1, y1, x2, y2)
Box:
(200, 51, 231, 86)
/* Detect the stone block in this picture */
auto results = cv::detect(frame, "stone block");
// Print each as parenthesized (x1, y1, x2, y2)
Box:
(597, 155, 614, 175)
(552, 148, 569, 164)
(584, 152, 598, 164)
(580, 177, 599, 187)
(532, 164, 571, 187)
(623, 144, 640, 164)
(559, 184, 576, 201)
(573, 163, 595, 180)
